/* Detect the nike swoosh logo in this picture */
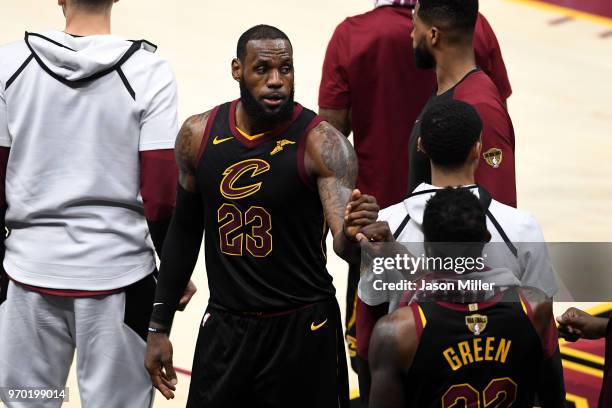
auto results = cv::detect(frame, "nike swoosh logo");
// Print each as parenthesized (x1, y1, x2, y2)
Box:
(153, 303, 164, 307)
(213, 136, 233, 145)
(311, 319, 328, 331)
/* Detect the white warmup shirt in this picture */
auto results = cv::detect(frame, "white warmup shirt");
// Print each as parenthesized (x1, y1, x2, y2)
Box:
(0, 31, 178, 290)
(358, 183, 558, 310)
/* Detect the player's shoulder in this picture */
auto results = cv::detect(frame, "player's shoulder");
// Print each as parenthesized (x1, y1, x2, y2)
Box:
(379, 201, 408, 227)
(489, 199, 543, 240)
(122, 41, 175, 83)
(371, 305, 418, 366)
(475, 12, 494, 35)
(454, 70, 502, 106)
(0, 38, 28, 56)
(373, 305, 415, 345)
(0, 39, 31, 85)
(123, 39, 163, 63)
(308, 118, 349, 146)
(181, 109, 215, 138)
(346, 5, 410, 24)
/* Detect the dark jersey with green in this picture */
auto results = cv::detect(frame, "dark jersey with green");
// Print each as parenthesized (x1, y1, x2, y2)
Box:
(196, 100, 334, 312)
(405, 289, 543, 407)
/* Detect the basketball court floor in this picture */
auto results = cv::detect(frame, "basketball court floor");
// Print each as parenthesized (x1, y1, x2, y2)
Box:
(1, 0, 612, 406)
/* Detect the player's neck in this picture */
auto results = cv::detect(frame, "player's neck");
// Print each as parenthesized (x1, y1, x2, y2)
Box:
(64, 11, 112, 36)
(435, 46, 477, 95)
(430, 165, 475, 188)
(235, 102, 273, 135)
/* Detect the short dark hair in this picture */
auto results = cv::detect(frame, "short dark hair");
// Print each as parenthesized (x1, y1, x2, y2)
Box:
(73, 0, 114, 10)
(423, 187, 488, 243)
(420, 99, 482, 169)
(417, 0, 479, 35)
(236, 25, 292, 62)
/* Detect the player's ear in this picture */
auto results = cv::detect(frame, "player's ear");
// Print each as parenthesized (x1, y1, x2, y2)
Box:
(417, 137, 427, 155)
(231, 58, 242, 83)
(58, 0, 67, 16)
(429, 26, 439, 47)
(471, 139, 482, 160)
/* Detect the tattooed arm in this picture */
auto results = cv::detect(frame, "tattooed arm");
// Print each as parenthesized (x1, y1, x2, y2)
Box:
(175, 112, 210, 191)
(146, 111, 210, 400)
(304, 121, 378, 262)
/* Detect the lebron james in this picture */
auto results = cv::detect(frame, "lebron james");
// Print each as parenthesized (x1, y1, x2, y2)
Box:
(145, 25, 378, 407)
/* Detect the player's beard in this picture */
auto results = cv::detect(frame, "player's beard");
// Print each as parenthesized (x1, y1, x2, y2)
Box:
(239, 79, 295, 128)
(414, 39, 436, 70)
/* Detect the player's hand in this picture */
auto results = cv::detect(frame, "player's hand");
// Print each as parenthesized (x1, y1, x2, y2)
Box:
(556, 307, 608, 341)
(356, 221, 394, 243)
(355, 222, 396, 264)
(145, 332, 178, 400)
(177, 280, 197, 311)
(344, 189, 379, 240)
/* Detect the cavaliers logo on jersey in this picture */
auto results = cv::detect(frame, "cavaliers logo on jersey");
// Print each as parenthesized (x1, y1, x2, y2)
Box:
(220, 159, 270, 200)
(465, 314, 488, 336)
(270, 139, 296, 155)
(483, 148, 503, 168)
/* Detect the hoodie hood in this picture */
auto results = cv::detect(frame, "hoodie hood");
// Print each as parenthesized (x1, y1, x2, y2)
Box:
(24, 30, 156, 82)
(404, 183, 480, 230)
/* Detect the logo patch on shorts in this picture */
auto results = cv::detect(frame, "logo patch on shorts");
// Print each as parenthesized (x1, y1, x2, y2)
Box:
(202, 313, 211, 327)
(311, 318, 328, 331)
(483, 148, 503, 168)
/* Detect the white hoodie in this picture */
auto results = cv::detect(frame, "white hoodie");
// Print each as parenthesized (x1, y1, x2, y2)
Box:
(0, 31, 178, 290)
(358, 183, 558, 310)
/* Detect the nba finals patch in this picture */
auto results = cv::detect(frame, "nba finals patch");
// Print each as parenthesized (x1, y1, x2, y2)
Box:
(483, 148, 502, 168)
(465, 314, 488, 335)
(270, 139, 296, 155)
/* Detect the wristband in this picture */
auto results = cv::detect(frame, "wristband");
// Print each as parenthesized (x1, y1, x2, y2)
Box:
(148, 327, 169, 334)
(150, 302, 175, 328)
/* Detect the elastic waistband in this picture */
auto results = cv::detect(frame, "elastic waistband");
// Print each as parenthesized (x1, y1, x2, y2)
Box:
(208, 298, 335, 318)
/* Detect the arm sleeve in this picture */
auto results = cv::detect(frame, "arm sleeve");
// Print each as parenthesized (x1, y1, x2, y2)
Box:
(139, 62, 179, 152)
(0, 147, 9, 303)
(0, 85, 11, 147)
(474, 13, 512, 101)
(140, 149, 178, 256)
(473, 102, 517, 207)
(150, 184, 204, 328)
(318, 22, 351, 109)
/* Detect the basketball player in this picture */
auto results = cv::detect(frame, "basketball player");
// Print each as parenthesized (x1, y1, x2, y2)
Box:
(409, 0, 517, 207)
(355, 99, 559, 404)
(368, 188, 565, 407)
(557, 307, 612, 406)
(0, 1, 193, 407)
(359, 100, 557, 311)
(319, 0, 512, 387)
(144, 25, 377, 407)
